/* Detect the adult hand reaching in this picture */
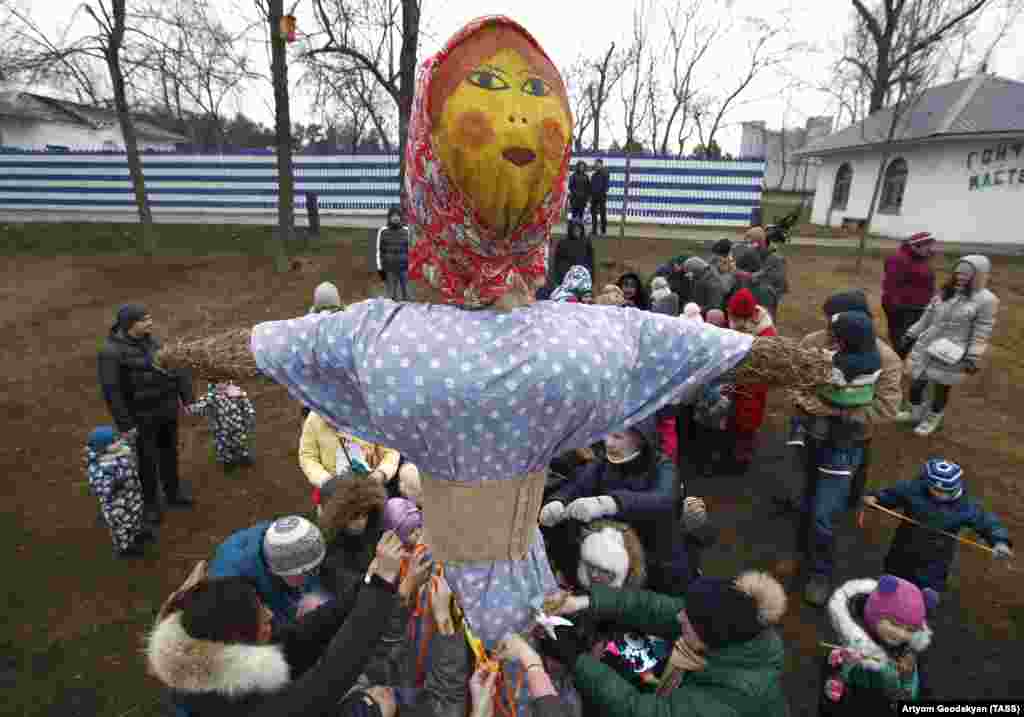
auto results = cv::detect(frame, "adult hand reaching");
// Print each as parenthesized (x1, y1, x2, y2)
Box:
(399, 549, 433, 604)
(497, 633, 542, 669)
(430, 571, 455, 635)
(469, 666, 498, 717)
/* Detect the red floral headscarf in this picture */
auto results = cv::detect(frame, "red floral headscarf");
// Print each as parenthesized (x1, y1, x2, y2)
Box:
(403, 16, 571, 308)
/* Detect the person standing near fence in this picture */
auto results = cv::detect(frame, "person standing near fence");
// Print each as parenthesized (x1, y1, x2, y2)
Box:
(590, 158, 609, 236)
(882, 232, 937, 360)
(376, 205, 411, 301)
(568, 160, 591, 222)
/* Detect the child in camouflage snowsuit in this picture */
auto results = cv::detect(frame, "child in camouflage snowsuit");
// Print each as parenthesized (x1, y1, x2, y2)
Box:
(186, 382, 256, 469)
(86, 426, 147, 557)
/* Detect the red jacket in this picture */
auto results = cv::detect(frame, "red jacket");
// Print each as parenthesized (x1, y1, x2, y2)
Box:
(882, 245, 935, 310)
(728, 308, 777, 433)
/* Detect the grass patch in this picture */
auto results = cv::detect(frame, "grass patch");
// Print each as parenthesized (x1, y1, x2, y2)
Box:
(0, 222, 368, 256)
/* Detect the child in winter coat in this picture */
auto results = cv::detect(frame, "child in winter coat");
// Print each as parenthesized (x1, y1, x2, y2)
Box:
(821, 574, 939, 714)
(726, 289, 777, 471)
(86, 426, 149, 558)
(788, 311, 881, 478)
(650, 277, 679, 316)
(863, 459, 1013, 593)
(690, 310, 731, 476)
(186, 382, 256, 471)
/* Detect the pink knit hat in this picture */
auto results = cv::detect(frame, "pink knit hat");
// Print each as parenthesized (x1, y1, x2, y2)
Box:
(381, 498, 423, 545)
(864, 575, 938, 630)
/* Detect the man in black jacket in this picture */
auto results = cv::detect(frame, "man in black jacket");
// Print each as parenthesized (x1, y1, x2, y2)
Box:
(568, 161, 591, 222)
(589, 159, 610, 237)
(376, 205, 411, 301)
(98, 305, 192, 525)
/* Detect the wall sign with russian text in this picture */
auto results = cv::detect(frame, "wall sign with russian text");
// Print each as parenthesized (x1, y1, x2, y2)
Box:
(966, 141, 1024, 191)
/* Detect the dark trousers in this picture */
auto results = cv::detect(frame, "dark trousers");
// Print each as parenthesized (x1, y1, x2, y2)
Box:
(385, 270, 409, 301)
(590, 196, 607, 235)
(884, 305, 926, 359)
(137, 418, 180, 506)
(798, 437, 871, 577)
(910, 379, 951, 411)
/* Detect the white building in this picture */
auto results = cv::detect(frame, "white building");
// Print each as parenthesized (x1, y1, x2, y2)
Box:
(795, 74, 1024, 244)
(740, 116, 833, 192)
(0, 90, 185, 151)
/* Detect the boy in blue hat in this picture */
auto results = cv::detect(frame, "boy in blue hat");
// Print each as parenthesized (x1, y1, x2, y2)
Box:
(863, 459, 1013, 593)
(85, 426, 150, 558)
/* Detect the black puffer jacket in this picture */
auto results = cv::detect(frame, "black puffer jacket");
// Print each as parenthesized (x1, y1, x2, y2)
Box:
(98, 329, 190, 431)
(553, 222, 595, 286)
(377, 226, 410, 273)
(150, 575, 398, 717)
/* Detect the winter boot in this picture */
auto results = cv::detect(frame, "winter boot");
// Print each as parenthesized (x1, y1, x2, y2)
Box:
(914, 411, 944, 436)
(116, 540, 146, 559)
(896, 402, 926, 424)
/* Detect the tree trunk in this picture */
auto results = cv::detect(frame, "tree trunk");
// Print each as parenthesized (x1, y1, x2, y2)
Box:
(268, 0, 293, 273)
(857, 151, 889, 274)
(107, 0, 155, 255)
(397, 0, 420, 202)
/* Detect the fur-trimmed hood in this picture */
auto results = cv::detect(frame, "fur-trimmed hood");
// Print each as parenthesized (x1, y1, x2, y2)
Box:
(577, 520, 647, 589)
(828, 579, 932, 668)
(318, 478, 388, 546)
(146, 611, 290, 696)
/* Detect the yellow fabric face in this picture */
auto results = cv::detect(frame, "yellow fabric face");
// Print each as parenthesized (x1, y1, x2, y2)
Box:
(433, 47, 571, 239)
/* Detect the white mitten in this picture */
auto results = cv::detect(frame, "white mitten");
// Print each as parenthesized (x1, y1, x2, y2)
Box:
(539, 501, 567, 527)
(566, 496, 618, 523)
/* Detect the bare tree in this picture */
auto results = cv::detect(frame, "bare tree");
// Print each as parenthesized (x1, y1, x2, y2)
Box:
(135, 1, 258, 150)
(845, 0, 1001, 115)
(305, 0, 420, 185)
(616, 2, 654, 243)
(255, 0, 294, 272)
(659, 0, 720, 155)
(690, 15, 799, 155)
(584, 43, 629, 151)
(79, 1, 156, 254)
(562, 57, 595, 152)
(305, 49, 395, 151)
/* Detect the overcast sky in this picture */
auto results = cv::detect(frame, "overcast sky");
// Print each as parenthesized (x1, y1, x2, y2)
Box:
(33, 0, 1024, 155)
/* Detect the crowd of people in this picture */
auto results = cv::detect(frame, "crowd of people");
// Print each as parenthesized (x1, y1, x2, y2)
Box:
(84, 214, 1015, 717)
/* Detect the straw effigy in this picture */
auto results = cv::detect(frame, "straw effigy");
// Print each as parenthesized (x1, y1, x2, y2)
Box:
(157, 324, 832, 391)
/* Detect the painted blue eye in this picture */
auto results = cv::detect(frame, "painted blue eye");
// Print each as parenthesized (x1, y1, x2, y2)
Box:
(521, 78, 551, 97)
(468, 70, 510, 91)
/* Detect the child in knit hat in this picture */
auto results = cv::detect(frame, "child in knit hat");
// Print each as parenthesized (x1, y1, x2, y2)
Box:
(822, 575, 939, 713)
(682, 302, 703, 322)
(185, 382, 257, 472)
(863, 460, 1013, 593)
(649, 276, 680, 316)
(86, 426, 149, 558)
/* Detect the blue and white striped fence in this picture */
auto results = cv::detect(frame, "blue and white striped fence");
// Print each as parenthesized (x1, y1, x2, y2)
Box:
(0, 151, 765, 226)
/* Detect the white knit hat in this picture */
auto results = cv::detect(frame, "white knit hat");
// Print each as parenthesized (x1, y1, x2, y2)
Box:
(578, 527, 630, 588)
(312, 282, 341, 308)
(262, 516, 326, 576)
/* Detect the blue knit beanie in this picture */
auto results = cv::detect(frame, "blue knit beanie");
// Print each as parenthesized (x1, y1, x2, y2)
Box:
(88, 426, 118, 451)
(923, 459, 963, 501)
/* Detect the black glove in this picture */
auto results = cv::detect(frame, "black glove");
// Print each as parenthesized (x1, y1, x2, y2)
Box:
(538, 624, 585, 668)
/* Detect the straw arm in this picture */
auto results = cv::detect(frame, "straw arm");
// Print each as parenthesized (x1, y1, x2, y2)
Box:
(726, 336, 833, 390)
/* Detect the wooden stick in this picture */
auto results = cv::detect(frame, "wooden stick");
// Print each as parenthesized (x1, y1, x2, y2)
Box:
(865, 502, 997, 555)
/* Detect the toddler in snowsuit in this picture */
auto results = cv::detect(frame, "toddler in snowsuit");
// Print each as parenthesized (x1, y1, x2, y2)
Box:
(86, 426, 148, 557)
(821, 574, 939, 714)
(790, 311, 881, 479)
(864, 459, 1013, 593)
(186, 382, 256, 470)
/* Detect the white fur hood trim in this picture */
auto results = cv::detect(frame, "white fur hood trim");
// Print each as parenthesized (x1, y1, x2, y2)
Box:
(828, 579, 932, 670)
(146, 612, 291, 696)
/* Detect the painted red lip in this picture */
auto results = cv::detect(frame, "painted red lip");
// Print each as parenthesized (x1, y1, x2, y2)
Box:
(502, 147, 536, 166)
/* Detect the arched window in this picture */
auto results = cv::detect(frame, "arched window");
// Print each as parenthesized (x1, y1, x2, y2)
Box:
(879, 157, 908, 213)
(831, 163, 852, 209)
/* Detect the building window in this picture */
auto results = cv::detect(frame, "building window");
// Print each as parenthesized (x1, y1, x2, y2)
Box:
(879, 157, 907, 214)
(831, 163, 852, 209)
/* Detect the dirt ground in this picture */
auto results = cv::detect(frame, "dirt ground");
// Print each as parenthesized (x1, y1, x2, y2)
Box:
(2, 238, 1021, 716)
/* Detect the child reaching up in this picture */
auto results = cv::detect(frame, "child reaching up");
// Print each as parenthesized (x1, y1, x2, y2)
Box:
(863, 459, 1013, 593)
(186, 382, 257, 471)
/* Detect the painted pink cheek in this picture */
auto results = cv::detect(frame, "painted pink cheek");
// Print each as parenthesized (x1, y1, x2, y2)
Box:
(541, 118, 565, 159)
(457, 110, 496, 149)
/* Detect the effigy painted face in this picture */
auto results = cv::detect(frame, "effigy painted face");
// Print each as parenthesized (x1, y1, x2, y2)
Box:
(431, 27, 571, 239)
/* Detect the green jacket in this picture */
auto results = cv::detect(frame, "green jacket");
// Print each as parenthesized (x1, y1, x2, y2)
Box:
(571, 585, 789, 717)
